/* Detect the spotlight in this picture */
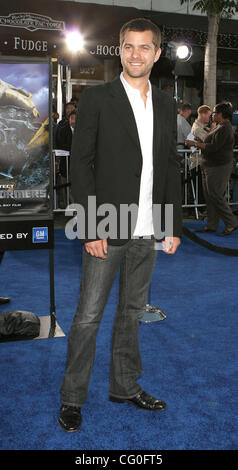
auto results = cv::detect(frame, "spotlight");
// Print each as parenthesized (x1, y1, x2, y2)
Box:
(176, 44, 192, 61)
(65, 30, 84, 53)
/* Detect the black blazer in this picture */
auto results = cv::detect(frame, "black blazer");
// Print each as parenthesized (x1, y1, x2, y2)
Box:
(70, 77, 182, 244)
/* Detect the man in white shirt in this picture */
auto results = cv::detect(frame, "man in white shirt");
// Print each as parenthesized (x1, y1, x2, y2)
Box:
(58, 18, 182, 432)
(120, 72, 154, 236)
(185, 105, 212, 205)
(177, 103, 192, 148)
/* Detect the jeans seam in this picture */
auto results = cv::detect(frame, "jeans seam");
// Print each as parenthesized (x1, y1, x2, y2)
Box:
(115, 249, 141, 397)
(120, 250, 128, 387)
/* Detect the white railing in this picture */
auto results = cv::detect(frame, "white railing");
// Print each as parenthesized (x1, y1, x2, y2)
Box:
(178, 148, 238, 219)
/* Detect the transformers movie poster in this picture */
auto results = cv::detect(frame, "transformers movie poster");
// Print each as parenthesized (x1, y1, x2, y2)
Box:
(0, 60, 51, 217)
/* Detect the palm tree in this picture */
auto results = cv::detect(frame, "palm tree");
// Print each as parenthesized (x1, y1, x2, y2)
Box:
(180, 0, 238, 109)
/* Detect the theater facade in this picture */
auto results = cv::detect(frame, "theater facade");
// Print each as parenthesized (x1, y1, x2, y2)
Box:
(1, 0, 238, 115)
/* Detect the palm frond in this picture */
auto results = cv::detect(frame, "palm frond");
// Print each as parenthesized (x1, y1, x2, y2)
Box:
(179, 0, 238, 18)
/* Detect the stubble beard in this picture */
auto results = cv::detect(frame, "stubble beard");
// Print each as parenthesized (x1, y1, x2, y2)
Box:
(123, 63, 151, 79)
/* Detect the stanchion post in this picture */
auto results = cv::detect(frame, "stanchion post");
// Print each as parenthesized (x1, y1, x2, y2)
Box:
(48, 248, 56, 338)
(140, 284, 167, 323)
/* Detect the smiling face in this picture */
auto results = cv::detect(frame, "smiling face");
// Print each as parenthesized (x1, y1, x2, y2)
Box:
(120, 30, 161, 81)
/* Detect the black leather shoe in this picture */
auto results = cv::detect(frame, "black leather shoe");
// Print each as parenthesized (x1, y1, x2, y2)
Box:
(109, 390, 167, 412)
(0, 297, 10, 304)
(58, 405, 82, 432)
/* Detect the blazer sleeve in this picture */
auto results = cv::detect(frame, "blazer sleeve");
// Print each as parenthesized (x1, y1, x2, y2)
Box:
(70, 87, 100, 206)
(69, 87, 101, 242)
(165, 98, 183, 238)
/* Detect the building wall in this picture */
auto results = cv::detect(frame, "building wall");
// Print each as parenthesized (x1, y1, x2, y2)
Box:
(54, 0, 238, 110)
(59, 0, 238, 20)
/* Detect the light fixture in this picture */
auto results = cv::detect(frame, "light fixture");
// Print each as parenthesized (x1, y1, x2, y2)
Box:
(176, 43, 192, 62)
(65, 30, 84, 53)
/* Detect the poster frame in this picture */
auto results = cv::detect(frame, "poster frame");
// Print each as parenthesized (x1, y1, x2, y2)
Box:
(0, 55, 56, 338)
(0, 55, 54, 251)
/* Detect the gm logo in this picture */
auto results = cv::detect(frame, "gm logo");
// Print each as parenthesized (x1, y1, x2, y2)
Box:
(32, 227, 48, 243)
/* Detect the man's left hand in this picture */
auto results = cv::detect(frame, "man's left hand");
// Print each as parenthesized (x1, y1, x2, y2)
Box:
(162, 237, 181, 254)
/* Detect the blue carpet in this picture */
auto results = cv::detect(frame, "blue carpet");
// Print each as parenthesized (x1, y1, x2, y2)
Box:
(0, 223, 238, 450)
(185, 218, 238, 250)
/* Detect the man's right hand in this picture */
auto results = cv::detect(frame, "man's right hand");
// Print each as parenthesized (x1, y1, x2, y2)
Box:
(84, 239, 108, 259)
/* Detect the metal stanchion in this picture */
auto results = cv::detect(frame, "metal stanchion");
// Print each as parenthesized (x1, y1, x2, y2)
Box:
(140, 284, 166, 323)
(187, 155, 199, 220)
(53, 149, 70, 211)
(48, 248, 56, 338)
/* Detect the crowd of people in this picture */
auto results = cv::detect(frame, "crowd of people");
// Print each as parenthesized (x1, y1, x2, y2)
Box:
(177, 99, 238, 234)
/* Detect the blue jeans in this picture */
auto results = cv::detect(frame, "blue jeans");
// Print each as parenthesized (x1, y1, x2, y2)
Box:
(60, 238, 157, 407)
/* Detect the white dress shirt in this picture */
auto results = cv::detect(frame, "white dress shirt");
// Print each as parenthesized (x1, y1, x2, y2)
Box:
(120, 72, 154, 237)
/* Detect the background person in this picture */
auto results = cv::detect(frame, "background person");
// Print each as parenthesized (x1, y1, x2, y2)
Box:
(177, 103, 192, 149)
(56, 110, 76, 153)
(56, 102, 76, 131)
(55, 109, 77, 207)
(186, 105, 212, 207)
(189, 103, 238, 236)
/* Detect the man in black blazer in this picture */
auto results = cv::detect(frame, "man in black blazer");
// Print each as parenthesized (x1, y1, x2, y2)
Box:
(58, 18, 182, 432)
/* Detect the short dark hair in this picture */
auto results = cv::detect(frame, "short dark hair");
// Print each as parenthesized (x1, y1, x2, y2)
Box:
(65, 102, 75, 109)
(120, 18, 161, 51)
(180, 103, 192, 112)
(221, 98, 232, 105)
(69, 110, 76, 117)
(214, 103, 233, 120)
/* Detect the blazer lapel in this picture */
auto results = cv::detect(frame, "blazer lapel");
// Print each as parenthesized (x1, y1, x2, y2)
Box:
(152, 85, 162, 169)
(108, 78, 142, 159)
(108, 79, 163, 171)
